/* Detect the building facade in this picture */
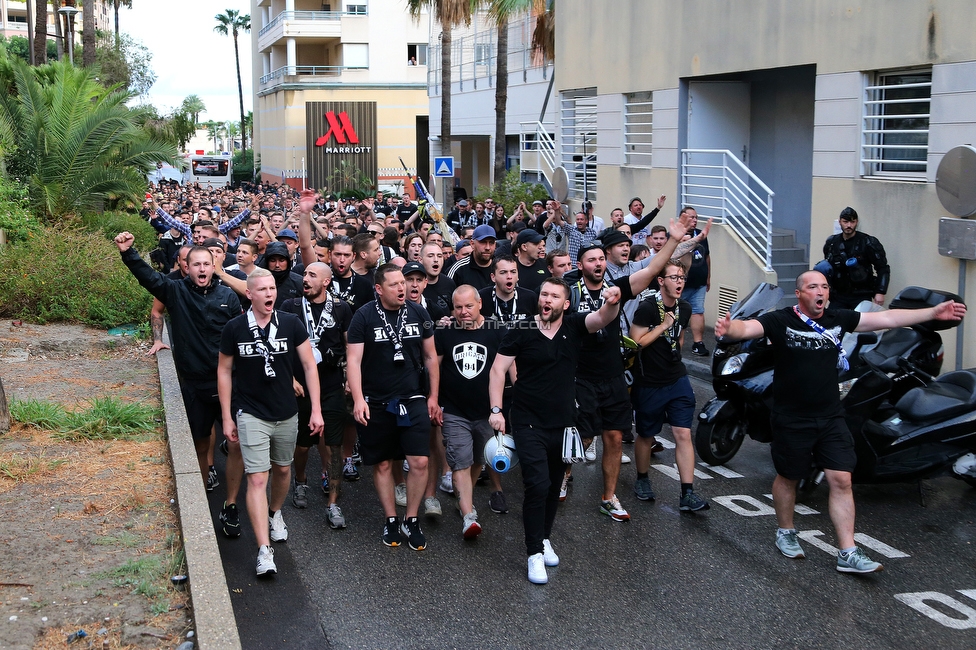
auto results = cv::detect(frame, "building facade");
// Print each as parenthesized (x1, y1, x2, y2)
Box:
(548, 0, 976, 368)
(0, 1, 111, 44)
(251, 0, 429, 193)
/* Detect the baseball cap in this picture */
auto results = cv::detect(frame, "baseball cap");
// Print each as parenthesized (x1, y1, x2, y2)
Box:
(508, 221, 527, 233)
(402, 261, 426, 276)
(458, 199, 469, 207)
(276, 228, 298, 241)
(532, 200, 545, 207)
(455, 239, 471, 253)
(516, 229, 544, 247)
(472, 225, 497, 241)
(599, 230, 632, 249)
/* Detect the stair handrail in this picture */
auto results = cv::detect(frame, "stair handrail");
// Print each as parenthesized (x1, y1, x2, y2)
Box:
(680, 149, 775, 271)
(519, 121, 556, 183)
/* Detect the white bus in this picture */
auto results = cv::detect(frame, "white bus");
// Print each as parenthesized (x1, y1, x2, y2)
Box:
(186, 155, 233, 187)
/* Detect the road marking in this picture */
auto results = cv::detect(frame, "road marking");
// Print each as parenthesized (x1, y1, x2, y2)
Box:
(854, 533, 910, 558)
(712, 495, 776, 516)
(796, 530, 839, 555)
(699, 463, 744, 478)
(656, 438, 676, 450)
(959, 589, 976, 602)
(651, 464, 712, 481)
(762, 495, 820, 515)
(894, 592, 976, 630)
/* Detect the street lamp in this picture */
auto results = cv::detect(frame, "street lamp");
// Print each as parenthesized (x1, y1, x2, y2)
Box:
(58, 3, 80, 65)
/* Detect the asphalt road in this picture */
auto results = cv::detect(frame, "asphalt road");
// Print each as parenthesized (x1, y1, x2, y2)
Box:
(206, 376, 976, 649)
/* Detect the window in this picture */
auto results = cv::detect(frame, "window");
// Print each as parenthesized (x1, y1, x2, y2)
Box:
(624, 91, 653, 167)
(346, 4, 367, 15)
(343, 43, 369, 68)
(862, 69, 931, 178)
(475, 43, 492, 67)
(560, 88, 598, 201)
(407, 43, 427, 66)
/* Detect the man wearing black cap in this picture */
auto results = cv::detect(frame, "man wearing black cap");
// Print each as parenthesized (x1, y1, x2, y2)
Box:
(514, 229, 550, 292)
(448, 224, 497, 290)
(259, 241, 305, 307)
(447, 199, 473, 234)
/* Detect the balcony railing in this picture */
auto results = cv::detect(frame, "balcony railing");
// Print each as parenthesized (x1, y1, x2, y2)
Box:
(259, 65, 367, 86)
(258, 10, 361, 37)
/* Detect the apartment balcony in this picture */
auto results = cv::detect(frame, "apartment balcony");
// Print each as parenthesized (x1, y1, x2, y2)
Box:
(258, 10, 365, 52)
(258, 64, 369, 92)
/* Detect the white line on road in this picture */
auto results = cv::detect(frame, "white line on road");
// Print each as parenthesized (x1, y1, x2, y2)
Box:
(712, 495, 776, 516)
(651, 464, 712, 481)
(762, 495, 820, 515)
(894, 592, 976, 630)
(699, 463, 744, 478)
(797, 530, 839, 555)
(854, 533, 910, 558)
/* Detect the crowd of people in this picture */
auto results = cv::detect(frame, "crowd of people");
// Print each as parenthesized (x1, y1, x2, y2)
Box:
(116, 179, 961, 584)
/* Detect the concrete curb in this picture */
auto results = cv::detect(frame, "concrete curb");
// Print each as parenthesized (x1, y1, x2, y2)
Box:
(157, 325, 241, 650)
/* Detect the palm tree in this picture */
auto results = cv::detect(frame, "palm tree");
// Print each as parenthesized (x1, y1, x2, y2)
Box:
(33, 0, 48, 64)
(180, 94, 206, 124)
(113, 0, 133, 49)
(214, 9, 250, 150)
(225, 120, 240, 151)
(82, 0, 95, 67)
(204, 120, 220, 152)
(407, 0, 473, 167)
(0, 59, 179, 219)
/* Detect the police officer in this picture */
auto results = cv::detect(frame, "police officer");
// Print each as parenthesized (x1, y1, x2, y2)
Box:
(822, 207, 890, 309)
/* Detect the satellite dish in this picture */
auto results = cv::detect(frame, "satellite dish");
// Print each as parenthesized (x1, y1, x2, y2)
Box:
(551, 166, 569, 203)
(936, 145, 976, 217)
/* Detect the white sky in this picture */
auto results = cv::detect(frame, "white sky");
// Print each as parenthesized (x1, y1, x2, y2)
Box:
(124, 0, 253, 122)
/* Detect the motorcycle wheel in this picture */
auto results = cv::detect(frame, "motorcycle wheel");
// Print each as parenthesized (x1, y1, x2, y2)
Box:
(695, 417, 746, 466)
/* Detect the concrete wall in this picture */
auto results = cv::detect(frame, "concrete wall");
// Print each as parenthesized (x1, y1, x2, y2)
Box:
(704, 225, 780, 319)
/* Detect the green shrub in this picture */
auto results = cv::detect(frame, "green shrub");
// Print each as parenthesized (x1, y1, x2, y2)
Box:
(80, 210, 158, 253)
(471, 165, 551, 216)
(0, 176, 41, 244)
(0, 225, 153, 327)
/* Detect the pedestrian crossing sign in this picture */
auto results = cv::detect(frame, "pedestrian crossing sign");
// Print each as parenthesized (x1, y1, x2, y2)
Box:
(434, 156, 455, 177)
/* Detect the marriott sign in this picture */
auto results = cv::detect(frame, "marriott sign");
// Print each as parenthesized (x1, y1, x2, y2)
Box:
(306, 101, 377, 190)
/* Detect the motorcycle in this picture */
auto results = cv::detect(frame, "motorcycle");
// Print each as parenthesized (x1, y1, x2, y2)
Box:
(695, 283, 974, 486)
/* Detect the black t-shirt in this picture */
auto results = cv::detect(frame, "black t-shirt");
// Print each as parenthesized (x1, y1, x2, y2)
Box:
(497, 312, 590, 429)
(280, 296, 353, 394)
(632, 295, 692, 386)
(396, 203, 416, 221)
(435, 323, 506, 420)
(329, 272, 375, 312)
(347, 300, 434, 402)
(516, 258, 551, 292)
(686, 232, 710, 289)
(479, 286, 537, 325)
(423, 275, 456, 320)
(569, 276, 637, 380)
(219, 311, 309, 421)
(755, 307, 861, 417)
(448, 257, 494, 291)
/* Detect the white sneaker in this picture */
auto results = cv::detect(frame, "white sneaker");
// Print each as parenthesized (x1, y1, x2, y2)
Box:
(462, 511, 482, 539)
(584, 441, 597, 462)
(542, 539, 560, 567)
(269, 510, 288, 542)
(527, 553, 548, 584)
(621, 452, 632, 465)
(424, 496, 442, 518)
(559, 472, 570, 502)
(395, 482, 407, 507)
(403, 459, 410, 472)
(439, 471, 454, 495)
(256, 545, 277, 576)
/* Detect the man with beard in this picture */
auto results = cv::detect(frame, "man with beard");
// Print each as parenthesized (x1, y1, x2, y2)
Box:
(329, 236, 374, 313)
(258, 241, 304, 307)
(351, 233, 383, 282)
(629, 260, 709, 511)
(420, 241, 456, 322)
(488, 278, 622, 585)
(346, 264, 442, 551)
(219, 269, 323, 576)
(435, 285, 509, 539)
(448, 225, 496, 290)
(479, 255, 537, 325)
(281, 263, 353, 529)
(562, 214, 693, 521)
(114, 234, 242, 498)
(822, 207, 890, 309)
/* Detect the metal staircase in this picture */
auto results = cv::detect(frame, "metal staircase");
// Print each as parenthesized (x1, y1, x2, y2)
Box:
(771, 228, 809, 308)
(519, 121, 556, 194)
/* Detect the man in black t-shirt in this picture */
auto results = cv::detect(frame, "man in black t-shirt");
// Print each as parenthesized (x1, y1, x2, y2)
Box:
(420, 241, 456, 319)
(488, 277, 623, 585)
(629, 260, 708, 512)
(514, 229, 551, 292)
(479, 255, 537, 325)
(218, 269, 323, 577)
(716, 270, 965, 574)
(346, 264, 442, 551)
(280, 263, 353, 529)
(435, 285, 508, 539)
(328, 236, 374, 313)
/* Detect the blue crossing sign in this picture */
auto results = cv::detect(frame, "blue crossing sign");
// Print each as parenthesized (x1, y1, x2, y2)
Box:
(434, 156, 455, 177)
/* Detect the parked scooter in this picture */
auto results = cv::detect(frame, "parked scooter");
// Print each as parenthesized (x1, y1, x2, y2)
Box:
(695, 284, 972, 486)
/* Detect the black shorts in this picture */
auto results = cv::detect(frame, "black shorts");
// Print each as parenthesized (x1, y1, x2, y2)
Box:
(180, 379, 221, 442)
(770, 412, 857, 480)
(575, 375, 634, 438)
(357, 397, 431, 465)
(297, 387, 350, 448)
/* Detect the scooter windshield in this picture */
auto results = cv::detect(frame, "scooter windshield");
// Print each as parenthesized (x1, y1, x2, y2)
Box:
(728, 283, 784, 320)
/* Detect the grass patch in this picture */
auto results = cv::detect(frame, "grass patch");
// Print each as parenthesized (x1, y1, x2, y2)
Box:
(93, 532, 141, 548)
(11, 397, 161, 441)
(0, 453, 42, 481)
(93, 534, 186, 616)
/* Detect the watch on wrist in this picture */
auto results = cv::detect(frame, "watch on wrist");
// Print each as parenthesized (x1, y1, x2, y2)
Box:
(490, 406, 502, 414)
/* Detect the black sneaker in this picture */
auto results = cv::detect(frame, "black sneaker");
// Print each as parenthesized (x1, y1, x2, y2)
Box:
(343, 458, 360, 481)
(206, 466, 219, 492)
(489, 490, 509, 514)
(621, 431, 635, 444)
(477, 465, 489, 485)
(400, 516, 427, 551)
(382, 516, 402, 547)
(352, 443, 362, 465)
(219, 502, 242, 538)
(218, 439, 229, 456)
(691, 342, 710, 357)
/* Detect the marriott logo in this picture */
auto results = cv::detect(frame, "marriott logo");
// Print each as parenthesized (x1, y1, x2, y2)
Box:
(315, 111, 372, 153)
